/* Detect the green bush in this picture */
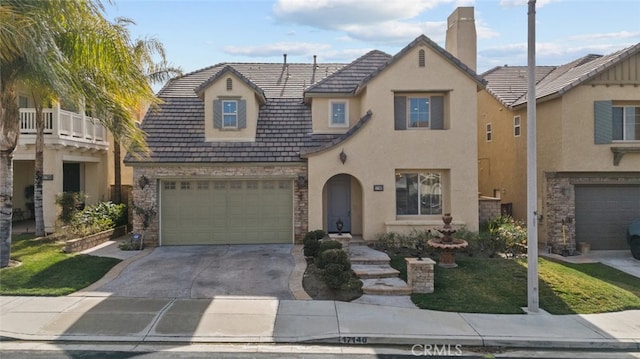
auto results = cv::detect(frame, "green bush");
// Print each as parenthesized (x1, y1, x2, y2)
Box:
(486, 216, 527, 257)
(323, 263, 352, 289)
(316, 248, 351, 270)
(303, 229, 326, 257)
(63, 202, 127, 239)
(55, 192, 80, 223)
(318, 239, 342, 254)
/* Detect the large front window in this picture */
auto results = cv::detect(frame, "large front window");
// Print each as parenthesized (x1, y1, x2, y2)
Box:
(613, 106, 640, 141)
(395, 172, 442, 215)
(222, 100, 237, 128)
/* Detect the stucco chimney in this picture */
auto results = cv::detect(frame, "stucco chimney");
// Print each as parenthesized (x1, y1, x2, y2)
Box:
(445, 7, 477, 72)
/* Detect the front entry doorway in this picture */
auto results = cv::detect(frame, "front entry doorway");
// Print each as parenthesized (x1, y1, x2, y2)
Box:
(327, 174, 351, 233)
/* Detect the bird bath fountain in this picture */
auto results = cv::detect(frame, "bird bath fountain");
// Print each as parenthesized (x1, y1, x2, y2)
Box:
(427, 213, 468, 268)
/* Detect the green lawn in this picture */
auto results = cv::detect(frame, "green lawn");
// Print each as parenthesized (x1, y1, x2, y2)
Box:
(0, 234, 120, 296)
(391, 255, 640, 314)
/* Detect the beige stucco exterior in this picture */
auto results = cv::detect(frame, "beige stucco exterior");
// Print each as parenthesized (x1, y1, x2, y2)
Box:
(307, 42, 480, 239)
(203, 73, 261, 142)
(310, 96, 362, 133)
(477, 52, 640, 250)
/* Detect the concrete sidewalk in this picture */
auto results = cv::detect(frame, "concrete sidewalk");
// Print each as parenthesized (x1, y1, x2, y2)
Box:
(1, 295, 638, 350)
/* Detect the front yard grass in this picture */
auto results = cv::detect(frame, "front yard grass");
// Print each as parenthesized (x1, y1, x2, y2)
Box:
(0, 233, 120, 296)
(390, 255, 640, 314)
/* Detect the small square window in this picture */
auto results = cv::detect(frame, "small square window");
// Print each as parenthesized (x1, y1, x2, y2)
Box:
(230, 181, 242, 189)
(222, 100, 237, 128)
(164, 181, 176, 190)
(330, 101, 348, 127)
(180, 181, 191, 190)
(214, 181, 226, 190)
(514, 116, 521, 137)
(486, 123, 492, 142)
(197, 181, 209, 190)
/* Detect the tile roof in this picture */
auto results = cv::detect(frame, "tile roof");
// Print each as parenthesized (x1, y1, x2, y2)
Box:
(300, 110, 373, 156)
(483, 43, 640, 108)
(194, 65, 266, 103)
(305, 51, 392, 94)
(159, 62, 346, 99)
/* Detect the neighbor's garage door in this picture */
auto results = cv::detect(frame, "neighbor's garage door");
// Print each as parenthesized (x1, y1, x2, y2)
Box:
(160, 179, 293, 245)
(575, 185, 640, 250)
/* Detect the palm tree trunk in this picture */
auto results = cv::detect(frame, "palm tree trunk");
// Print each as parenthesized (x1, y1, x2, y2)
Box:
(0, 80, 20, 268)
(113, 138, 122, 204)
(34, 101, 45, 236)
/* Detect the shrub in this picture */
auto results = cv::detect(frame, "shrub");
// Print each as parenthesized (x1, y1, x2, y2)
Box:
(316, 248, 351, 270)
(303, 229, 327, 257)
(486, 216, 528, 257)
(55, 192, 80, 223)
(323, 263, 352, 289)
(318, 239, 342, 254)
(62, 202, 127, 239)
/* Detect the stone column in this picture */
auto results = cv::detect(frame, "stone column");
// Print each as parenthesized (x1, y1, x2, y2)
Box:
(405, 257, 435, 293)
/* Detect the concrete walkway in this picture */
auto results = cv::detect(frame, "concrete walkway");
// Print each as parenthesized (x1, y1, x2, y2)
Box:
(1, 295, 638, 350)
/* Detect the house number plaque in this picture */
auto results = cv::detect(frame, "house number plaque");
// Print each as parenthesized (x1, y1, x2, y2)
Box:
(42, 174, 54, 181)
(373, 185, 383, 191)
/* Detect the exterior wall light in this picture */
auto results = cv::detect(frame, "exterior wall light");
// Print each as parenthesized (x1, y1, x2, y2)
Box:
(339, 149, 347, 164)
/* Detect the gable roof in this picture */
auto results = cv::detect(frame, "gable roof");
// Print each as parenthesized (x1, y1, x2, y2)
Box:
(353, 34, 487, 94)
(304, 50, 392, 95)
(194, 65, 267, 103)
(483, 43, 640, 108)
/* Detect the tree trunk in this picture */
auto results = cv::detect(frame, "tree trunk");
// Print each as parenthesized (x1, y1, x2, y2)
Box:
(0, 80, 20, 268)
(113, 138, 122, 204)
(34, 101, 45, 237)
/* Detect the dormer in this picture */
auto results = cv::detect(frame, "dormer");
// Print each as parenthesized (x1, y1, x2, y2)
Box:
(195, 65, 266, 142)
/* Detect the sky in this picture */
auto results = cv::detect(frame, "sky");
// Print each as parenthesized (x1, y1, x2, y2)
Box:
(104, 0, 640, 79)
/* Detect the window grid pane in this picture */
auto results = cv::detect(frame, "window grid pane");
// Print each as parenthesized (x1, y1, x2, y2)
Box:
(396, 172, 442, 216)
(331, 102, 346, 125)
(222, 100, 237, 128)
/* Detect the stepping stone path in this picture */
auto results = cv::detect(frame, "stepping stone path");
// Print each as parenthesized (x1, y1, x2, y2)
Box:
(348, 239, 417, 308)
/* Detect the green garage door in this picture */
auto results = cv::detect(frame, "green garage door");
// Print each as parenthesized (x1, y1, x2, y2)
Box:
(575, 185, 640, 250)
(160, 179, 293, 245)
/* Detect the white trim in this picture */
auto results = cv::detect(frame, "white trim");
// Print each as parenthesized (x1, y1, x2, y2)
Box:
(222, 100, 238, 129)
(328, 100, 349, 128)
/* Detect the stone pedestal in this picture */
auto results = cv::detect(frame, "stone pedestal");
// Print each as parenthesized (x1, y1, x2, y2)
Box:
(329, 233, 352, 254)
(405, 257, 435, 293)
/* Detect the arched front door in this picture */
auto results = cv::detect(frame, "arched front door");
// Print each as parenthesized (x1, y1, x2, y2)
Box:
(327, 174, 351, 233)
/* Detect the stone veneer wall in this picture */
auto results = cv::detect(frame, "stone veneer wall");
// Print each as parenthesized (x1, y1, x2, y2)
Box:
(132, 165, 308, 246)
(545, 172, 640, 253)
(478, 196, 501, 224)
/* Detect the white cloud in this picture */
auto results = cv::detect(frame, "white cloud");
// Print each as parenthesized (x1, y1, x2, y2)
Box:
(273, 0, 454, 29)
(568, 31, 640, 41)
(222, 42, 332, 57)
(340, 20, 447, 44)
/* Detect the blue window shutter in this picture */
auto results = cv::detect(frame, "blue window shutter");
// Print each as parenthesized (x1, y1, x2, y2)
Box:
(238, 100, 247, 129)
(431, 96, 444, 130)
(213, 100, 222, 129)
(594, 100, 612, 144)
(394, 96, 407, 130)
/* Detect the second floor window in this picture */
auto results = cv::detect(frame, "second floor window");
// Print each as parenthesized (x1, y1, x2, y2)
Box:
(613, 106, 640, 141)
(394, 94, 444, 130)
(330, 101, 348, 127)
(222, 100, 237, 128)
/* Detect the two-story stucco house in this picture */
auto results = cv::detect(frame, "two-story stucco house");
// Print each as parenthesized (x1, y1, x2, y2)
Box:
(126, 7, 485, 246)
(12, 88, 133, 232)
(478, 43, 640, 252)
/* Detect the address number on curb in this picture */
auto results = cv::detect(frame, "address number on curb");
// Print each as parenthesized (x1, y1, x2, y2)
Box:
(341, 337, 368, 344)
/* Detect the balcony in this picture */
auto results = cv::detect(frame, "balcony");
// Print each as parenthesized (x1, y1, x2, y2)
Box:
(18, 107, 108, 150)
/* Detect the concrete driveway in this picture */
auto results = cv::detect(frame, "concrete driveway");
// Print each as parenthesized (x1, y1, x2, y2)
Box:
(87, 244, 295, 299)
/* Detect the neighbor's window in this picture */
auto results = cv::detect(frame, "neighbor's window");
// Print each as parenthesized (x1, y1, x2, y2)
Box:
(222, 100, 238, 128)
(330, 101, 348, 127)
(613, 106, 640, 141)
(394, 95, 444, 130)
(395, 172, 442, 216)
(18, 95, 28, 108)
(486, 123, 492, 142)
(514, 116, 521, 137)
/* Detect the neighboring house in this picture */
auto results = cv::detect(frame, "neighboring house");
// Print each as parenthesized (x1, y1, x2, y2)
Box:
(12, 87, 133, 232)
(478, 44, 640, 252)
(125, 7, 485, 246)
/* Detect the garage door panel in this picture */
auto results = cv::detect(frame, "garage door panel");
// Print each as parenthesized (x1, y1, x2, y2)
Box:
(161, 179, 293, 245)
(575, 185, 640, 250)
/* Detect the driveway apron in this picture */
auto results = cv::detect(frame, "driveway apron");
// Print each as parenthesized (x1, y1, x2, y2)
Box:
(93, 245, 295, 299)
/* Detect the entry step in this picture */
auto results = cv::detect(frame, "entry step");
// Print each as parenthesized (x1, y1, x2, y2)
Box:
(352, 264, 400, 279)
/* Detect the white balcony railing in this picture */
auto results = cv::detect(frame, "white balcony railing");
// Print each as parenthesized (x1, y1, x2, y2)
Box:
(18, 108, 107, 144)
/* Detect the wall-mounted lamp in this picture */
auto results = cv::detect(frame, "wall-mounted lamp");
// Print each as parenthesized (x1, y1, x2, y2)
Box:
(138, 175, 150, 190)
(339, 149, 347, 164)
(296, 174, 307, 188)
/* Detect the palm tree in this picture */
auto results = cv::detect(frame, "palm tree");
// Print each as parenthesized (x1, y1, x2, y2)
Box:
(0, 0, 159, 267)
